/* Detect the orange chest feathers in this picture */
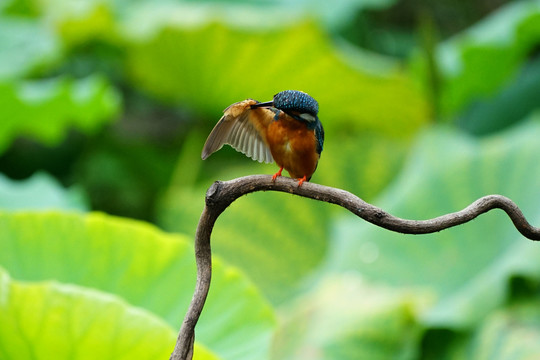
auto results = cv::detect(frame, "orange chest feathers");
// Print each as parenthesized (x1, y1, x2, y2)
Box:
(265, 117, 320, 180)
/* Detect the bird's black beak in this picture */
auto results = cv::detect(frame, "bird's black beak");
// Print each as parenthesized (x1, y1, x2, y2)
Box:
(250, 100, 274, 109)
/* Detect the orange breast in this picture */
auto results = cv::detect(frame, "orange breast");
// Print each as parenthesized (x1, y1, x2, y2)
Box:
(266, 116, 320, 180)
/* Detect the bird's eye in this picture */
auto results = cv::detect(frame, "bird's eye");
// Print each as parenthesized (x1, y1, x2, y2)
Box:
(299, 113, 316, 122)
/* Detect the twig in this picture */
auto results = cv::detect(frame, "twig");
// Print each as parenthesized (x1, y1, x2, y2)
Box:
(170, 174, 540, 359)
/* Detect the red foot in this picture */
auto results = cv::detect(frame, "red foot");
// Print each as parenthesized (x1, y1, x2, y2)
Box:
(272, 167, 284, 182)
(297, 175, 307, 187)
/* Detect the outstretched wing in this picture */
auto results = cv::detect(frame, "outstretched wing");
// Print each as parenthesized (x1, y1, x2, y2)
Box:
(201, 99, 274, 163)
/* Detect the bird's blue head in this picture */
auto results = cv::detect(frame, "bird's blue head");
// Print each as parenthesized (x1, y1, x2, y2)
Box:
(250, 90, 320, 128)
(272, 90, 319, 117)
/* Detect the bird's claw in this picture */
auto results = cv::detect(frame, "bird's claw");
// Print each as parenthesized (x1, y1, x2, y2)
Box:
(297, 175, 307, 187)
(272, 167, 284, 182)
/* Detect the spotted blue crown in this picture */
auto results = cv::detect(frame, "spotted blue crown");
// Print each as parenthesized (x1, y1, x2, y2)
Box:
(273, 90, 319, 116)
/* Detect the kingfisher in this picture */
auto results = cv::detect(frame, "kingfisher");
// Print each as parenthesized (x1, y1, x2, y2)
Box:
(201, 90, 324, 186)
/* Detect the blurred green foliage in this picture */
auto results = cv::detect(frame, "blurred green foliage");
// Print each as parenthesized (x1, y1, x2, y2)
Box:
(2, 0, 540, 359)
(0, 267, 213, 360)
(327, 118, 540, 327)
(0, 212, 275, 360)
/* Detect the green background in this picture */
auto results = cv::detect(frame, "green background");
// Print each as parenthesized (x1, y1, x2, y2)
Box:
(2, 0, 540, 359)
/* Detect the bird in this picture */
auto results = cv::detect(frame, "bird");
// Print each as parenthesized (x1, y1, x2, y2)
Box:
(201, 90, 324, 186)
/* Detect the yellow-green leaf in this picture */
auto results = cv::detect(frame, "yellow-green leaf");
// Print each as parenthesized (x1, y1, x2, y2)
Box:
(0, 211, 275, 360)
(0, 267, 219, 360)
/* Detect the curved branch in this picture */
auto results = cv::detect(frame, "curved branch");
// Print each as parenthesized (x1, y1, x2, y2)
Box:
(171, 174, 540, 359)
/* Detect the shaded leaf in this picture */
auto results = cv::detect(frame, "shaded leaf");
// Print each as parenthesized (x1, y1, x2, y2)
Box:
(449, 301, 540, 360)
(0, 17, 60, 80)
(0, 211, 275, 360)
(285, 0, 397, 26)
(0, 172, 88, 211)
(325, 117, 540, 328)
(417, 0, 540, 116)
(456, 55, 540, 135)
(0, 75, 121, 154)
(0, 267, 218, 360)
(272, 274, 428, 360)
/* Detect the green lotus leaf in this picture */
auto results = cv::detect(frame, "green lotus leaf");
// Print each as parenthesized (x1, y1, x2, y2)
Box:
(0, 267, 218, 360)
(448, 300, 540, 360)
(272, 273, 428, 360)
(0, 16, 60, 80)
(0, 211, 275, 360)
(456, 56, 540, 135)
(325, 117, 540, 328)
(0, 172, 88, 211)
(46, 0, 118, 48)
(417, 0, 540, 116)
(0, 75, 120, 154)
(122, 9, 427, 137)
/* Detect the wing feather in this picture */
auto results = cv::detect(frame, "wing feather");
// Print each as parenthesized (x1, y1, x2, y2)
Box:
(201, 99, 274, 164)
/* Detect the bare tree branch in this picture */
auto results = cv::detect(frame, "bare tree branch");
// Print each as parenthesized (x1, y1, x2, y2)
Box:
(170, 174, 540, 359)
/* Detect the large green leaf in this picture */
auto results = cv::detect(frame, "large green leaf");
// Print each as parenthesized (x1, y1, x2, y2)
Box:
(272, 273, 427, 360)
(0, 17, 60, 80)
(122, 7, 427, 137)
(0, 211, 276, 360)
(455, 55, 540, 135)
(325, 117, 540, 328)
(0, 172, 87, 211)
(447, 300, 540, 360)
(0, 267, 219, 360)
(0, 75, 120, 154)
(418, 0, 540, 116)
